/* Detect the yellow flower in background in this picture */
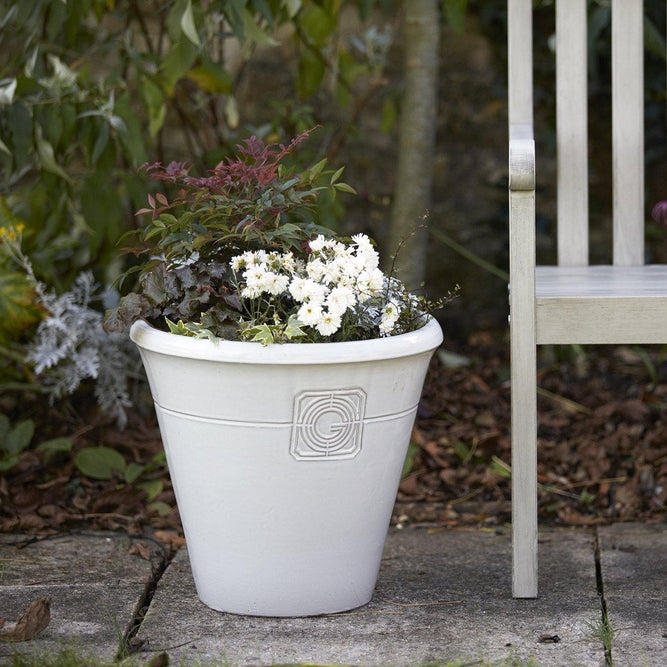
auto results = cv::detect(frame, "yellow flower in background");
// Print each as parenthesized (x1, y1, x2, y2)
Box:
(0, 223, 24, 242)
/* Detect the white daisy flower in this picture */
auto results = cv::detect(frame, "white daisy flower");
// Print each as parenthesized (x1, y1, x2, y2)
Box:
(306, 258, 327, 281)
(308, 235, 327, 252)
(315, 310, 342, 336)
(297, 301, 323, 327)
(326, 286, 356, 315)
(379, 301, 400, 335)
(300, 279, 327, 303)
(265, 272, 290, 296)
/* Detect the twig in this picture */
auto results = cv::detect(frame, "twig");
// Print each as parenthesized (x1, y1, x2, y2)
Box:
(381, 599, 463, 607)
(429, 227, 509, 282)
(537, 387, 592, 415)
(544, 475, 628, 490)
(321, 610, 404, 617)
(142, 638, 201, 652)
(449, 487, 484, 506)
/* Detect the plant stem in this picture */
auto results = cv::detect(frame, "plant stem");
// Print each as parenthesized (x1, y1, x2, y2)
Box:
(429, 227, 509, 282)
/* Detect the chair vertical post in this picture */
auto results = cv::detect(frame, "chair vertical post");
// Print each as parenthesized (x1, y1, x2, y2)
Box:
(509, 186, 538, 599)
(612, 0, 644, 265)
(508, 0, 533, 125)
(557, 0, 589, 266)
(508, 0, 538, 599)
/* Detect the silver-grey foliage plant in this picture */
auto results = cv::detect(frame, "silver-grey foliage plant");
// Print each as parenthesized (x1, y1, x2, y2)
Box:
(2, 229, 138, 428)
(27, 272, 138, 428)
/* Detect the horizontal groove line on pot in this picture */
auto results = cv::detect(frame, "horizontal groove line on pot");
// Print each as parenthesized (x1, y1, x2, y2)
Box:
(130, 318, 443, 365)
(155, 402, 420, 426)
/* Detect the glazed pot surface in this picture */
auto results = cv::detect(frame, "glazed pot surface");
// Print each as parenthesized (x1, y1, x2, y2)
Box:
(131, 319, 442, 616)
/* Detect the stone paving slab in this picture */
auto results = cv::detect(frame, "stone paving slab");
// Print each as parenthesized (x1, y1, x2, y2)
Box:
(137, 527, 604, 666)
(0, 533, 157, 665)
(599, 523, 667, 667)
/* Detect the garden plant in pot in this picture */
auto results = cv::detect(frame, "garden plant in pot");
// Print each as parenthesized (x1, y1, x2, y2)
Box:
(105, 130, 452, 617)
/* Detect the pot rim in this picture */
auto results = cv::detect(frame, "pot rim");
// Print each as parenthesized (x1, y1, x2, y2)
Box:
(130, 317, 443, 365)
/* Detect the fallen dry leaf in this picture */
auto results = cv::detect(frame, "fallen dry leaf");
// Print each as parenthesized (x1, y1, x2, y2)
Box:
(0, 598, 51, 642)
(154, 530, 186, 549)
(129, 541, 154, 561)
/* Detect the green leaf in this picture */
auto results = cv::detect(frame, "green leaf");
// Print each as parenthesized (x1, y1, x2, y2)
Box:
(38, 437, 73, 452)
(125, 462, 146, 484)
(0, 270, 44, 345)
(297, 48, 325, 99)
(442, 0, 467, 35)
(80, 172, 123, 253)
(329, 166, 344, 184)
(74, 446, 127, 480)
(7, 102, 32, 169)
(153, 450, 167, 465)
(308, 158, 327, 183)
(242, 9, 278, 46)
(0, 456, 20, 472)
(187, 58, 233, 94)
(333, 182, 357, 195)
(91, 122, 109, 165)
(283, 314, 306, 340)
(141, 79, 167, 138)
(180, 0, 201, 47)
(38, 437, 73, 464)
(35, 127, 71, 182)
(147, 500, 173, 517)
(221, 0, 246, 40)
(114, 92, 148, 165)
(166, 318, 195, 337)
(224, 95, 239, 129)
(299, 3, 336, 44)
(161, 40, 199, 95)
(380, 99, 397, 133)
(488, 455, 511, 479)
(644, 16, 666, 61)
(137, 479, 163, 502)
(248, 324, 275, 346)
(285, 0, 301, 18)
(5, 419, 34, 455)
(401, 440, 419, 479)
(0, 78, 17, 105)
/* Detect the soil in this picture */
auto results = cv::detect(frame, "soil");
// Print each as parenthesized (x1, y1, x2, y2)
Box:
(2, 332, 665, 537)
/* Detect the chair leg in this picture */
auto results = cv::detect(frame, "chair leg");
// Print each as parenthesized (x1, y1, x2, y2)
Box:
(511, 338, 538, 598)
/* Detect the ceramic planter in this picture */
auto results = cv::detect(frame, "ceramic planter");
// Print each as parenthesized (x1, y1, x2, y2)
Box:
(130, 318, 443, 617)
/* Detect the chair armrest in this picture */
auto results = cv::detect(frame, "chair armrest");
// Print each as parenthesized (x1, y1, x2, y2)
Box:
(509, 124, 535, 192)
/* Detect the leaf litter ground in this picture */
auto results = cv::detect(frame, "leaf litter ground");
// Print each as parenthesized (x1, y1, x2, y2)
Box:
(1, 334, 665, 538)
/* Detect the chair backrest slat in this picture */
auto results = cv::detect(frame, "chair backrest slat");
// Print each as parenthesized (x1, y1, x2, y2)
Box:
(556, 0, 589, 266)
(508, 0, 533, 127)
(612, 0, 645, 266)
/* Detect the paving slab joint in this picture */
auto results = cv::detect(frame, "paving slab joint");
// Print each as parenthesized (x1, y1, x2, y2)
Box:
(594, 527, 614, 667)
(117, 536, 176, 660)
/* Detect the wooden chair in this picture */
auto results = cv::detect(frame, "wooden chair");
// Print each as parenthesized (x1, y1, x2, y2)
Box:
(508, 0, 667, 597)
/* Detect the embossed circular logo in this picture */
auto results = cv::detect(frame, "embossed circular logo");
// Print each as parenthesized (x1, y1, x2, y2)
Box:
(290, 389, 366, 460)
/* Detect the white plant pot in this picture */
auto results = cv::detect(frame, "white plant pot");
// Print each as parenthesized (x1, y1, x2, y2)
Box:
(130, 318, 443, 617)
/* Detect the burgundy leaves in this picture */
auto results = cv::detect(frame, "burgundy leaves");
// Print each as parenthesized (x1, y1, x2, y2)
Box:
(135, 128, 317, 227)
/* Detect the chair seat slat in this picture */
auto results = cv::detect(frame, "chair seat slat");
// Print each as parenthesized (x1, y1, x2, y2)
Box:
(535, 265, 667, 344)
(536, 265, 667, 298)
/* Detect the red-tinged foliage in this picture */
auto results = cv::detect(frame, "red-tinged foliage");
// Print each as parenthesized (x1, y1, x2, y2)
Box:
(136, 129, 319, 222)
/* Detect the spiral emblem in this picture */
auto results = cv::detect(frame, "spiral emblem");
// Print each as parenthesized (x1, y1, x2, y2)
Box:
(290, 389, 366, 460)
